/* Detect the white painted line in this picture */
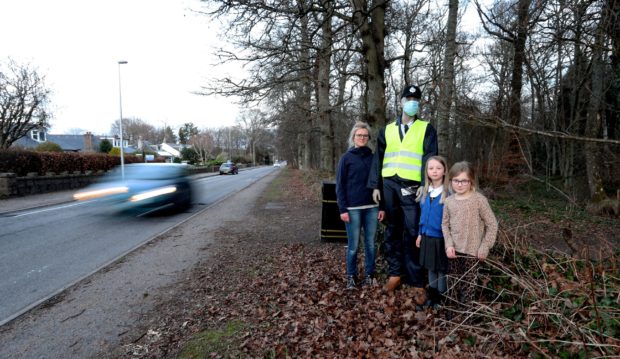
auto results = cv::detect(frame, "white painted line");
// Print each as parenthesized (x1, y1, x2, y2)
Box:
(12, 202, 87, 217)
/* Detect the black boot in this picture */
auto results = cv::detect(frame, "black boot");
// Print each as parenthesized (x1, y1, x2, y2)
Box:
(437, 290, 447, 306)
(425, 287, 439, 308)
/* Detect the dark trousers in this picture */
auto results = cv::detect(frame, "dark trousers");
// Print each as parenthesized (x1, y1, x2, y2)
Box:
(382, 177, 424, 287)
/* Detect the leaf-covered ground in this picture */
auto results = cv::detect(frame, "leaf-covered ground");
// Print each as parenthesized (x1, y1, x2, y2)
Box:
(112, 169, 620, 358)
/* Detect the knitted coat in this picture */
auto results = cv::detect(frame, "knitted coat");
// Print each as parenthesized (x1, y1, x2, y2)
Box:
(441, 191, 498, 258)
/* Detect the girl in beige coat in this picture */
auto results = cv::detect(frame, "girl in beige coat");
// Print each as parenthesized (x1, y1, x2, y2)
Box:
(442, 161, 498, 304)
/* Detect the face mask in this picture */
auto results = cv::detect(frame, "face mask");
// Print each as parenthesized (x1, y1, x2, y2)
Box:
(403, 100, 419, 117)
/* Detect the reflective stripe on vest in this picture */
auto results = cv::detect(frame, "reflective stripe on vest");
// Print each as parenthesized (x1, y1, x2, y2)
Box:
(381, 120, 428, 181)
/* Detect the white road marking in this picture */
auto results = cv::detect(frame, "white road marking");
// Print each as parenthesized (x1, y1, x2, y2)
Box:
(12, 202, 88, 217)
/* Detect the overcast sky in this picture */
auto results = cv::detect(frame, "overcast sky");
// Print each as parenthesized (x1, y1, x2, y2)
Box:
(0, 0, 240, 135)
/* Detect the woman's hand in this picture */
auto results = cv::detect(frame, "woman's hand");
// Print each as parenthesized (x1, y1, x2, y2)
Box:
(340, 212, 350, 223)
(415, 235, 421, 248)
(446, 246, 457, 259)
(377, 210, 385, 222)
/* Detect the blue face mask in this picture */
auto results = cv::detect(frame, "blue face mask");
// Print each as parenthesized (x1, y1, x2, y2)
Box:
(403, 100, 419, 117)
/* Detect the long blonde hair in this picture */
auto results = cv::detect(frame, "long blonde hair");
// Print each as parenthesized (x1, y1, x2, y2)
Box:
(416, 155, 449, 204)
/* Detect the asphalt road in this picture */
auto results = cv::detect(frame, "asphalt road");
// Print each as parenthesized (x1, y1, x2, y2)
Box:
(0, 166, 276, 325)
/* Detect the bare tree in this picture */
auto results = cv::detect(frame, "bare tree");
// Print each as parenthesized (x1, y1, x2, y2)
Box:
(189, 129, 215, 165)
(110, 117, 158, 145)
(237, 111, 267, 166)
(437, 0, 459, 156)
(0, 59, 51, 149)
(67, 127, 87, 135)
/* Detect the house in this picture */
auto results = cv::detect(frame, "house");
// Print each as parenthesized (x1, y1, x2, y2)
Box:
(157, 142, 183, 162)
(12, 129, 188, 161)
(13, 129, 102, 152)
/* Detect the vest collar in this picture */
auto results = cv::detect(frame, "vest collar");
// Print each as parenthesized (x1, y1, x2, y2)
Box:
(397, 115, 419, 127)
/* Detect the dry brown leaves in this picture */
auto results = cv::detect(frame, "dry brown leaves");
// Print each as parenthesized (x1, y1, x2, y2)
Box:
(235, 243, 507, 358)
(114, 169, 619, 358)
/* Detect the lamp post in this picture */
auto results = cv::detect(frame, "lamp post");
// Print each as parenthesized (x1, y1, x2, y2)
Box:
(117, 60, 128, 178)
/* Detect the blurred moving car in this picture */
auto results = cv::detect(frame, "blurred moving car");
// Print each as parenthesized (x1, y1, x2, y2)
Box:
(73, 163, 193, 214)
(273, 161, 281, 167)
(219, 162, 238, 175)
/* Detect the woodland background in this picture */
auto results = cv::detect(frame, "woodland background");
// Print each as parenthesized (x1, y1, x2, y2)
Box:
(198, 0, 620, 208)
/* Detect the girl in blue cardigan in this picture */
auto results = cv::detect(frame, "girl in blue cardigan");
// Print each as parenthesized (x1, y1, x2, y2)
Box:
(415, 156, 450, 307)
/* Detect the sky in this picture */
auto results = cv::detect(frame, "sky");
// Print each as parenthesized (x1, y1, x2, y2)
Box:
(0, 0, 240, 135)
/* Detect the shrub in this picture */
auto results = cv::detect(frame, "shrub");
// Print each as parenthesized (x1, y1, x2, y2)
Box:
(0, 150, 42, 176)
(99, 139, 113, 153)
(35, 142, 62, 152)
(181, 147, 199, 164)
(108, 147, 121, 156)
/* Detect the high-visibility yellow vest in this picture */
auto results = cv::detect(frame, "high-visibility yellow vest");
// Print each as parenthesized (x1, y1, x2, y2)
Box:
(381, 120, 428, 181)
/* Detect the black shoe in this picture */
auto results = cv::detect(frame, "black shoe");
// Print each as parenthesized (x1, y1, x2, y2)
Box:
(426, 287, 439, 309)
(346, 276, 356, 290)
(438, 290, 447, 306)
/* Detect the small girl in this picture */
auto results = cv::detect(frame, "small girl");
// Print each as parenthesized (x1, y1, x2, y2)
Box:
(442, 161, 498, 305)
(416, 156, 450, 308)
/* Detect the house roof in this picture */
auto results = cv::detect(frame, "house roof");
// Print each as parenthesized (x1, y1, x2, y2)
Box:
(47, 134, 102, 152)
(158, 143, 181, 157)
(13, 136, 39, 148)
(13, 132, 102, 152)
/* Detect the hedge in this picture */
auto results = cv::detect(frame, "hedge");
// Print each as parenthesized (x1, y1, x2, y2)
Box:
(0, 149, 149, 176)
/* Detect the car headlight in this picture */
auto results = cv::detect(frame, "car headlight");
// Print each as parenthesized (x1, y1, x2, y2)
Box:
(129, 186, 177, 202)
(74, 186, 129, 201)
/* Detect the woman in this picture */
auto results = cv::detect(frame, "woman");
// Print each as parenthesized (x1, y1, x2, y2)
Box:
(336, 122, 385, 289)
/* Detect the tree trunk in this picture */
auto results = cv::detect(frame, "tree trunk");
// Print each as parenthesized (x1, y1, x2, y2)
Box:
(508, 0, 531, 126)
(299, 5, 314, 170)
(318, 6, 334, 172)
(351, 0, 386, 128)
(585, 21, 607, 202)
(437, 0, 458, 156)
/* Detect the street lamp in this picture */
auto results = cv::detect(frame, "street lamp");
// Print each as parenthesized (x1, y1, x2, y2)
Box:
(117, 60, 128, 178)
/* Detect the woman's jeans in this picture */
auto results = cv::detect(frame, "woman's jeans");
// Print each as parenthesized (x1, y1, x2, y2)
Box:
(345, 207, 379, 277)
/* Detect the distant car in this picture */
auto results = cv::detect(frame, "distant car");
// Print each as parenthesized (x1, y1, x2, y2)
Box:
(273, 161, 281, 167)
(73, 163, 193, 214)
(219, 162, 238, 175)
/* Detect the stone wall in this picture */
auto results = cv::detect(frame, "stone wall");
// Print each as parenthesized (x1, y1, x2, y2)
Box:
(0, 172, 103, 198)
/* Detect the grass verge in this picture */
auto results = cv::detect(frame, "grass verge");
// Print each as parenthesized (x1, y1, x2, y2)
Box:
(178, 320, 247, 359)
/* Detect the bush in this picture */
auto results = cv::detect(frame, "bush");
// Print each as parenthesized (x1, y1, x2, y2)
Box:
(35, 142, 62, 152)
(181, 147, 199, 164)
(0, 150, 42, 175)
(108, 147, 121, 156)
(99, 139, 113, 153)
(232, 156, 246, 165)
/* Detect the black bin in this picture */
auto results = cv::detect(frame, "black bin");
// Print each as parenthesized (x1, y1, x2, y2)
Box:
(320, 181, 347, 242)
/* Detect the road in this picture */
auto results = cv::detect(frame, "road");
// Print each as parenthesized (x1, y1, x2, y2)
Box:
(0, 166, 276, 326)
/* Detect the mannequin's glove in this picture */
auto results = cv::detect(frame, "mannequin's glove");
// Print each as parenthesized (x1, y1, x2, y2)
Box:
(372, 189, 381, 204)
